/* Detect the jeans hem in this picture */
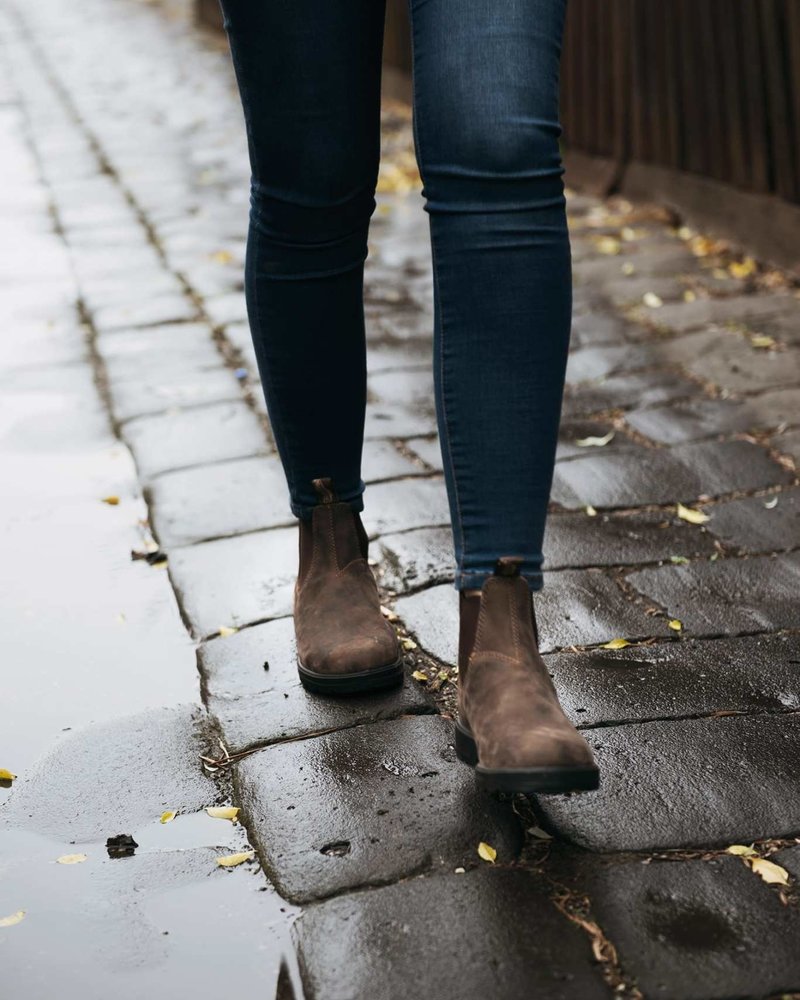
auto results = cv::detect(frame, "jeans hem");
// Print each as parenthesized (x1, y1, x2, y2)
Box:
(291, 491, 365, 521)
(455, 570, 544, 592)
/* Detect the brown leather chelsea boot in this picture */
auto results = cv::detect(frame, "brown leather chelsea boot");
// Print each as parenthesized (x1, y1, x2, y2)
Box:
(455, 556, 599, 793)
(294, 477, 403, 694)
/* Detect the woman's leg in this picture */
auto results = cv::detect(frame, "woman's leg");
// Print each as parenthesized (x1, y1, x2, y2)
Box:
(408, 0, 572, 592)
(409, 0, 597, 791)
(220, 0, 403, 693)
(219, 0, 387, 518)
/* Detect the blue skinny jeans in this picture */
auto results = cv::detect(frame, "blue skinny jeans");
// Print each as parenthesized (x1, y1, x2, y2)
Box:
(219, 0, 571, 592)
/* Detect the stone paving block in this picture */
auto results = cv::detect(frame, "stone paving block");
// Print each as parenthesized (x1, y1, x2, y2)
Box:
(168, 527, 296, 637)
(556, 419, 639, 461)
(202, 290, 248, 327)
(551, 439, 790, 509)
(110, 367, 243, 422)
(631, 292, 797, 334)
(378, 526, 454, 593)
(702, 486, 799, 553)
(361, 438, 427, 481)
(403, 435, 442, 471)
(581, 857, 800, 999)
(149, 454, 291, 547)
(362, 477, 451, 538)
(570, 309, 637, 348)
(364, 399, 437, 440)
(624, 395, 770, 444)
(198, 617, 434, 753)
(546, 632, 800, 727)
(773, 844, 800, 879)
(91, 292, 199, 331)
(234, 716, 522, 903)
(628, 552, 800, 635)
(544, 509, 718, 569)
(561, 370, 695, 418)
(657, 327, 800, 393)
(366, 341, 431, 373)
(97, 321, 222, 377)
(294, 868, 609, 1000)
(123, 400, 269, 481)
(537, 713, 800, 851)
(565, 344, 655, 384)
(396, 571, 671, 663)
(774, 427, 800, 465)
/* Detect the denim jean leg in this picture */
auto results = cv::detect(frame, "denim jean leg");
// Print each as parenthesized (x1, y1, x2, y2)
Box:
(218, 0, 387, 520)
(408, 0, 571, 591)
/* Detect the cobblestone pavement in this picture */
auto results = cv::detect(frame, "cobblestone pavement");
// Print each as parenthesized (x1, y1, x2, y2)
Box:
(2, 0, 799, 997)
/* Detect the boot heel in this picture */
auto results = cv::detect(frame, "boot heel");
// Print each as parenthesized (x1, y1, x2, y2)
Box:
(454, 720, 478, 766)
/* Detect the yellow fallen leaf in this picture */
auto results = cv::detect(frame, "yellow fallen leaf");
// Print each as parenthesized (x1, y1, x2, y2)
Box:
(401, 637, 417, 651)
(595, 236, 621, 255)
(585, 505, 598, 517)
(160, 810, 177, 824)
(206, 806, 240, 823)
(218, 626, 238, 637)
(676, 502, 710, 525)
(56, 853, 87, 865)
(211, 250, 233, 265)
(101, 495, 120, 505)
(575, 431, 615, 448)
(411, 670, 428, 682)
(216, 851, 254, 868)
(620, 226, 638, 242)
(729, 257, 756, 279)
(643, 292, 663, 309)
(477, 842, 497, 863)
(668, 619, 683, 631)
(621, 262, 636, 276)
(764, 497, 778, 510)
(683, 290, 697, 303)
(380, 605, 398, 621)
(602, 639, 630, 650)
(0, 910, 25, 927)
(0, 768, 16, 782)
(750, 334, 776, 349)
(726, 844, 756, 857)
(749, 857, 790, 885)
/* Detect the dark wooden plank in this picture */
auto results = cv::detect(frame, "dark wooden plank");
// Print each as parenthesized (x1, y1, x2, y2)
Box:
(760, 0, 798, 201)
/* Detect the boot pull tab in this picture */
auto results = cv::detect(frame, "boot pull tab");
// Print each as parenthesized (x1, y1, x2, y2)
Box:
(494, 556, 524, 577)
(311, 477, 338, 504)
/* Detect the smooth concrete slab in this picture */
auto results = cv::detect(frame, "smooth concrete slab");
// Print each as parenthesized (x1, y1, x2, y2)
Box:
(234, 715, 522, 903)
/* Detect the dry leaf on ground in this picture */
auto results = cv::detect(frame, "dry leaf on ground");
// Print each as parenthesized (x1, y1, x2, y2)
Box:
(749, 858, 790, 885)
(676, 503, 710, 525)
(0, 911, 26, 927)
(602, 639, 631, 650)
(206, 806, 240, 823)
(160, 810, 177, 824)
(56, 853, 87, 865)
(216, 851, 254, 869)
(477, 842, 497, 863)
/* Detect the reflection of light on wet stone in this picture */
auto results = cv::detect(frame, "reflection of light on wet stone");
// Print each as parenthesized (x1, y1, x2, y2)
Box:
(381, 760, 438, 778)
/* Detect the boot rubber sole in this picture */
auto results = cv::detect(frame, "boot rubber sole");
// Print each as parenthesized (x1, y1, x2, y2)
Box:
(454, 719, 600, 794)
(297, 655, 405, 695)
